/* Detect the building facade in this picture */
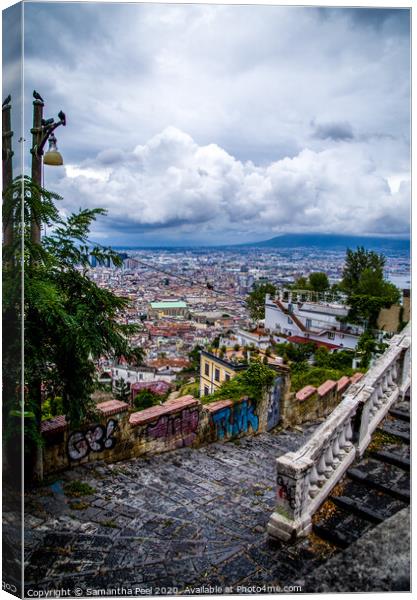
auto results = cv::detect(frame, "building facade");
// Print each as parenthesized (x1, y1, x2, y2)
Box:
(264, 291, 364, 350)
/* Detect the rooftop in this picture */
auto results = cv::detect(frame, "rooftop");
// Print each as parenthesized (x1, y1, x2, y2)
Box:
(150, 300, 188, 309)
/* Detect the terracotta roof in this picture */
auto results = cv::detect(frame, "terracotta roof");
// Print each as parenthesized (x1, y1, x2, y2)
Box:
(287, 336, 341, 350)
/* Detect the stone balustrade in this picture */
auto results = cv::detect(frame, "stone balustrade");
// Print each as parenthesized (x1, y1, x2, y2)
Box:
(268, 323, 411, 542)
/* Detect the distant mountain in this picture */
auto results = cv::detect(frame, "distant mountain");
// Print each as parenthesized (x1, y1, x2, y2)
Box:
(240, 233, 410, 252)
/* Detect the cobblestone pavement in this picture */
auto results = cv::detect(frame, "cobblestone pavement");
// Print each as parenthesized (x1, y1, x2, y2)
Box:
(23, 425, 330, 595)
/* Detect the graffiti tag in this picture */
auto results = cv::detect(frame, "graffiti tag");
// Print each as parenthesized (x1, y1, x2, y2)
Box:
(146, 408, 199, 448)
(68, 419, 118, 461)
(211, 399, 259, 440)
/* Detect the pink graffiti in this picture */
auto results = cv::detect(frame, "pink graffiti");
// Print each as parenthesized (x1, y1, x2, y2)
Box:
(147, 408, 199, 447)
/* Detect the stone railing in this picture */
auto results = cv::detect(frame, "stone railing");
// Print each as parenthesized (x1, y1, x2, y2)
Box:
(267, 323, 411, 542)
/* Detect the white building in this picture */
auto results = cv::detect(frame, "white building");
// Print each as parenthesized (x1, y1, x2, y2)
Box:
(111, 363, 175, 389)
(264, 291, 364, 351)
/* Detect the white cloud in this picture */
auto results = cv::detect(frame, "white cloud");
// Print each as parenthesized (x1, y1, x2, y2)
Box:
(52, 126, 410, 243)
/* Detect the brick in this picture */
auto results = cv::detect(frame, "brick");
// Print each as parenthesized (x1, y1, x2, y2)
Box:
(317, 380, 337, 397)
(205, 400, 233, 413)
(41, 415, 68, 435)
(296, 386, 316, 402)
(350, 372, 364, 384)
(96, 399, 129, 417)
(129, 395, 199, 427)
(337, 376, 351, 393)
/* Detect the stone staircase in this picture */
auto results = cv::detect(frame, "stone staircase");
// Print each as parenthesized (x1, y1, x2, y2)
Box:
(311, 395, 410, 551)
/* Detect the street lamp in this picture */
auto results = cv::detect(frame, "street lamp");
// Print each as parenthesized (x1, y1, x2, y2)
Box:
(30, 90, 66, 244)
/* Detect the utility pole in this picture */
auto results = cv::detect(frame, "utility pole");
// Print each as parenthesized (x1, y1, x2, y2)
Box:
(2, 94, 14, 248)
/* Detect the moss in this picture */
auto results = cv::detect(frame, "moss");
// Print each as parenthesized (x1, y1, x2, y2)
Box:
(366, 429, 401, 453)
(64, 480, 96, 497)
(100, 519, 118, 528)
(69, 501, 89, 510)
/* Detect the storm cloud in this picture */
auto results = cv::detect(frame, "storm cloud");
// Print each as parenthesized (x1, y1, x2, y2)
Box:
(15, 2, 410, 244)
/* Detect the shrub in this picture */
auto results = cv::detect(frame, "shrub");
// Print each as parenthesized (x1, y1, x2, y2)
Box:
(133, 389, 160, 411)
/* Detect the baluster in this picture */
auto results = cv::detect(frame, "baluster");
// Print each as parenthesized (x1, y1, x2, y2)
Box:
(368, 391, 378, 417)
(343, 418, 353, 449)
(324, 442, 335, 477)
(332, 429, 343, 464)
(317, 451, 327, 484)
(308, 465, 320, 498)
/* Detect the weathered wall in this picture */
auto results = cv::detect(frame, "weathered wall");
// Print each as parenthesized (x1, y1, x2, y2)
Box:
(42, 381, 281, 475)
(279, 373, 363, 428)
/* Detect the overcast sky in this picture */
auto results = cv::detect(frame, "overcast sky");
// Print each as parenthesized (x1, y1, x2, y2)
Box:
(4, 2, 411, 245)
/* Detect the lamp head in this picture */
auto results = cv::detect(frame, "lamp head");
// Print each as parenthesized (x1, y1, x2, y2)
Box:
(43, 133, 63, 166)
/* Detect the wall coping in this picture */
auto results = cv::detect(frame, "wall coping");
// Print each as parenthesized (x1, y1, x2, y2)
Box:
(96, 399, 129, 416)
(296, 385, 317, 401)
(350, 372, 364, 384)
(129, 395, 199, 427)
(337, 376, 351, 392)
(41, 415, 68, 435)
(317, 379, 337, 397)
(204, 399, 234, 413)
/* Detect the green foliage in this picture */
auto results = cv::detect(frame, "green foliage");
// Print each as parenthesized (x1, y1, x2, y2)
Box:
(3, 176, 141, 440)
(308, 272, 330, 292)
(356, 331, 387, 368)
(341, 247, 386, 294)
(188, 345, 202, 372)
(291, 366, 355, 392)
(133, 389, 161, 411)
(293, 272, 329, 292)
(314, 348, 354, 371)
(114, 378, 131, 403)
(246, 282, 276, 321)
(274, 341, 316, 364)
(64, 480, 96, 497)
(202, 361, 276, 404)
(340, 247, 400, 328)
(41, 396, 64, 420)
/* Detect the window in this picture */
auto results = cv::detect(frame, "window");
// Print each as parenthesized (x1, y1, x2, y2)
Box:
(204, 362, 210, 376)
(327, 331, 335, 340)
(287, 317, 293, 325)
(225, 373, 230, 381)
(214, 368, 220, 382)
(306, 319, 312, 329)
(204, 386, 209, 396)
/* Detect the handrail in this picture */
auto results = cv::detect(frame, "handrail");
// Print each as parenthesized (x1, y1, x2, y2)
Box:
(267, 322, 411, 541)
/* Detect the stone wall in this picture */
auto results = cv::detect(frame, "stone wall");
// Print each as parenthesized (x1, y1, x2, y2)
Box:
(280, 373, 363, 428)
(42, 381, 278, 475)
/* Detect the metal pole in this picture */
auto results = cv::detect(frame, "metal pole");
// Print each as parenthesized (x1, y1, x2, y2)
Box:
(2, 98, 14, 247)
(30, 98, 44, 245)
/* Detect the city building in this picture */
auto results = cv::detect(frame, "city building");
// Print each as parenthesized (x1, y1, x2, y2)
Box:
(264, 291, 364, 350)
(199, 347, 284, 397)
(148, 299, 189, 319)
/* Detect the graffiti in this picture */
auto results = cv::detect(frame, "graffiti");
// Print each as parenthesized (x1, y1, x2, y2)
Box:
(147, 408, 199, 448)
(68, 419, 118, 461)
(267, 376, 282, 431)
(211, 399, 259, 440)
(276, 475, 297, 510)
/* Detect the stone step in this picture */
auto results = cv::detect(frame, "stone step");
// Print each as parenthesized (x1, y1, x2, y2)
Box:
(347, 458, 410, 503)
(369, 449, 410, 471)
(330, 492, 406, 525)
(332, 479, 407, 520)
(313, 506, 374, 549)
(388, 407, 410, 422)
(377, 420, 410, 444)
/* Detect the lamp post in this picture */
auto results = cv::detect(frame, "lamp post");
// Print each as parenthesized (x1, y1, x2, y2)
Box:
(30, 90, 66, 244)
(2, 94, 14, 248)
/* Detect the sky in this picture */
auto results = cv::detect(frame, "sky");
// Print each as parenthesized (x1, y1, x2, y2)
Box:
(3, 2, 411, 246)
